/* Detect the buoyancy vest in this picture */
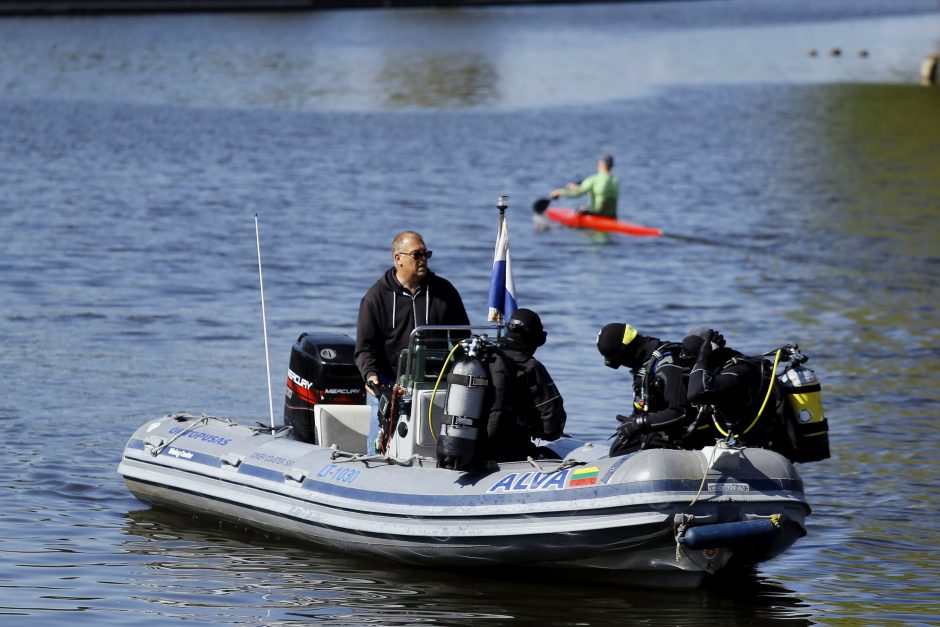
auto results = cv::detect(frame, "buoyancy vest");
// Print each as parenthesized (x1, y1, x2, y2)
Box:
(703, 347, 830, 464)
(631, 343, 716, 446)
(633, 343, 682, 413)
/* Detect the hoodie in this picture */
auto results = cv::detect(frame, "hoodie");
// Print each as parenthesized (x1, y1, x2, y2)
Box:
(354, 267, 469, 382)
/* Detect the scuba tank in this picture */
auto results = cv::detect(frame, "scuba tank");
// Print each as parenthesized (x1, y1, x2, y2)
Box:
(436, 338, 490, 471)
(776, 346, 830, 463)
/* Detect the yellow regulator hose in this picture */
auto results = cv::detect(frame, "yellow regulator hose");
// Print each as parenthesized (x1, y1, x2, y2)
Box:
(428, 341, 464, 442)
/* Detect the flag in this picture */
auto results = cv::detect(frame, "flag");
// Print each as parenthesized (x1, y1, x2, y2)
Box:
(487, 214, 518, 323)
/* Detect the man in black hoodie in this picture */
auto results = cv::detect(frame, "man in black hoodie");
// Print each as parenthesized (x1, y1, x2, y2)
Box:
(355, 230, 469, 391)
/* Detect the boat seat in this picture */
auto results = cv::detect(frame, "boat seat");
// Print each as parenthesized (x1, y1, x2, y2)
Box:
(414, 388, 447, 448)
(314, 404, 371, 454)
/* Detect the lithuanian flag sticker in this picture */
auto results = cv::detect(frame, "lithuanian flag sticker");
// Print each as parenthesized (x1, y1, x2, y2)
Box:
(569, 466, 600, 487)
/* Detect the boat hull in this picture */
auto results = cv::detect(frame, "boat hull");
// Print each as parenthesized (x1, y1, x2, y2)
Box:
(118, 414, 808, 588)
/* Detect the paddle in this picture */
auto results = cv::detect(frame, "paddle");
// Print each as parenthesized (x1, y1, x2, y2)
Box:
(532, 197, 551, 215)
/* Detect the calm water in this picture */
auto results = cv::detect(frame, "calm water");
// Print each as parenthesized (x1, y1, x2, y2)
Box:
(2, 0, 939, 624)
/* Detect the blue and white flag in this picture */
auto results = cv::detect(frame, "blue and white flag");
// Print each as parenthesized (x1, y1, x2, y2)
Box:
(487, 215, 518, 323)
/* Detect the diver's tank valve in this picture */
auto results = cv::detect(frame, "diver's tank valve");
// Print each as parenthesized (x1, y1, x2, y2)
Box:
(436, 338, 489, 471)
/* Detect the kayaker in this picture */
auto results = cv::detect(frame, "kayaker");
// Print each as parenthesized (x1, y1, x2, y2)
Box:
(549, 154, 619, 218)
(355, 230, 469, 392)
(595, 322, 715, 455)
(487, 308, 567, 461)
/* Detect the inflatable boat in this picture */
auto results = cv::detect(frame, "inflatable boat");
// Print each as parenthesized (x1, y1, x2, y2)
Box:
(118, 326, 810, 589)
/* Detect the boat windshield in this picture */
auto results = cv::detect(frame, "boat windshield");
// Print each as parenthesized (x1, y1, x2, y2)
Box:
(397, 324, 502, 390)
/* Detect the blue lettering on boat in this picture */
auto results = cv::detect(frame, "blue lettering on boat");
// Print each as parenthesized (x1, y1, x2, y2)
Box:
(248, 451, 295, 468)
(489, 470, 570, 493)
(316, 463, 360, 484)
(167, 427, 232, 446)
(512, 472, 533, 490)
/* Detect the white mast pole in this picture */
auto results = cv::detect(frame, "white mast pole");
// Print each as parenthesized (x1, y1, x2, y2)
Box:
(254, 214, 276, 430)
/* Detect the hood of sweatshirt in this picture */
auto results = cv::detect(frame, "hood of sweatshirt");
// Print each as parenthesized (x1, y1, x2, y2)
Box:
(378, 267, 435, 329)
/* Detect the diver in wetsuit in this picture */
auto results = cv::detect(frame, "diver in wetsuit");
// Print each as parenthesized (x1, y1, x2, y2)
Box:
(496, 309, 567, 452)
(596, 323, 715, 456)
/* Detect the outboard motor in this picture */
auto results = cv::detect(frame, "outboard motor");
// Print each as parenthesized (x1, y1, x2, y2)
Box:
(284, 332, 366, 444)
(777, 348, 830, 462)
(436, 338, 489, 471)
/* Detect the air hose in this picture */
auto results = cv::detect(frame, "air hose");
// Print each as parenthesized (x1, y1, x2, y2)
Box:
(428, 341, 465, 442)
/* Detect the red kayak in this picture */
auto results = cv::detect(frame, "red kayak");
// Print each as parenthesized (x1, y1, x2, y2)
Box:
(545, 207, 663, 238)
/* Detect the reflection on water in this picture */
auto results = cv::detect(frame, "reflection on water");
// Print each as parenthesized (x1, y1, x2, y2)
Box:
(1, 3, 939, 111)
(381, 51, 498, 109)
(117, 508, 813, 626)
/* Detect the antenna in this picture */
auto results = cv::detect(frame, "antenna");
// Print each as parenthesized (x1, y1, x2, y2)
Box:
(254, 214, 276, 430)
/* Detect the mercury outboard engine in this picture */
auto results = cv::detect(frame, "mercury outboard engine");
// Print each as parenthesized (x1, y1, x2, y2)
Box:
(284, 332, 366, 444)
(437, 338, 490, 471)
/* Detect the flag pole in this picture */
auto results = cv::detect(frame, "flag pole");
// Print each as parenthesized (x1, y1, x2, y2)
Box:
(487, 194, 516, 326)
(495, 195, 508, 326)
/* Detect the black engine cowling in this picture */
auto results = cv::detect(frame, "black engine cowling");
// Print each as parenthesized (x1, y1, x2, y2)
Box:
(283, 332, 366, 444)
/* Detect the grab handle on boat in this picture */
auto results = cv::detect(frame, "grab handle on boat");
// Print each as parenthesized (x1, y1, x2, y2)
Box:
(284, 469, 307, 483)
(221, 453, 244, 468)
(144, 436, 165, 456)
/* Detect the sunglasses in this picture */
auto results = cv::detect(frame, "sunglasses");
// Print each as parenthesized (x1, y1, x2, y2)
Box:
(398, 249, 433, 260)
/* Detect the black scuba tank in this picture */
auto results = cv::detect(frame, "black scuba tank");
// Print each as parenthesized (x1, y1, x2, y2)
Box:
(283, 332, 366, 444)
(436, 344, 489, 471)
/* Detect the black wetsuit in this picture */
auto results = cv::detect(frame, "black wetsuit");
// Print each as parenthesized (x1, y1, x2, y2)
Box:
(499, 337, 567, 440)
(479, 338, 567, 463)
(611, 341, 706, 456)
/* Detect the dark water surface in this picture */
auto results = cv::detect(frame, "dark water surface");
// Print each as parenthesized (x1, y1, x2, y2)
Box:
(2, 1, 939, 624)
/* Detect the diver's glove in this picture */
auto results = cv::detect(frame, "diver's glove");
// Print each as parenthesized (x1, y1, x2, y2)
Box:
(696, 330, 725, 367)
(614, 415, 649, 441)
(706, 330, 725, 351)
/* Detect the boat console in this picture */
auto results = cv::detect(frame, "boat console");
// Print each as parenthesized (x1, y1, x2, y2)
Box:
(383, 324, 501, 460)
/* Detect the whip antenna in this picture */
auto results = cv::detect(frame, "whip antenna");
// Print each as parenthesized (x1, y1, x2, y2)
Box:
(255, 214, 276, 430)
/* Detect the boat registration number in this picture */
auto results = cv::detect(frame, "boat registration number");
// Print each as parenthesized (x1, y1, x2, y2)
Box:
(316, 463, 361, 484)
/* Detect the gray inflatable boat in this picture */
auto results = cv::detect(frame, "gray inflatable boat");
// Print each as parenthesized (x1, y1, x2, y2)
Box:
(118, 327, 810, 589)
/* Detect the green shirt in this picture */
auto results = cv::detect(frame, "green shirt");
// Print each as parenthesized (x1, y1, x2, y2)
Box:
(562, 172, 619, 218)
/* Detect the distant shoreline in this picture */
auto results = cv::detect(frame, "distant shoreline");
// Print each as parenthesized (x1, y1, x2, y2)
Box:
(2, 0, 629, 16)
